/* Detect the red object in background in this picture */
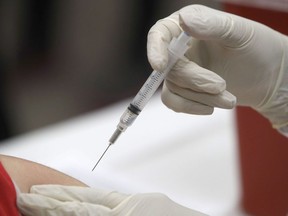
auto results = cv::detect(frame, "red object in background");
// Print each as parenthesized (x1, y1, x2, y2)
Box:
(0, 163, 19, 216)
(223, 3, 288, 216)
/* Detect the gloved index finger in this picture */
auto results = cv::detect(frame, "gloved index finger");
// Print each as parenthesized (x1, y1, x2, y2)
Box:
(147, 12, 183, 72)
(30, 185, 129, 209)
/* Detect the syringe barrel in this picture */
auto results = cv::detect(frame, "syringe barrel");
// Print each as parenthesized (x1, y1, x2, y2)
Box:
(131, 31, 191, 111)
(131, 69, 167, 110)
(112, 32, 191, 143)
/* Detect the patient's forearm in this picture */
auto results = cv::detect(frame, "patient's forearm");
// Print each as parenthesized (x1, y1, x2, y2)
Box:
(0, 154, 87, 193)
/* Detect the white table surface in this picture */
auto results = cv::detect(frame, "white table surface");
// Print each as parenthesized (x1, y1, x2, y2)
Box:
(0, 94, 248, 216)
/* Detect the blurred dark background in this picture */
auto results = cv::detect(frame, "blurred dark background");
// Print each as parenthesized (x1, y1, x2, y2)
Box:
(0, 0, 221, 139)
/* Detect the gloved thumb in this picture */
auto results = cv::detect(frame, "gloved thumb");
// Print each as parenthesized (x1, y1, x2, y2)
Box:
(179, 5, 253, 47)
(29, 185, 129, 209)
(147, 13, 182, 72)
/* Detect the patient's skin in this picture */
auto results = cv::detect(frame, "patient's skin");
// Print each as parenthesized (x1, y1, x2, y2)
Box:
(0, 154, 87, 193)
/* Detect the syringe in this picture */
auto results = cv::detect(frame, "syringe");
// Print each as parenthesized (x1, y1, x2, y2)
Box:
(92, 32, 191, 171)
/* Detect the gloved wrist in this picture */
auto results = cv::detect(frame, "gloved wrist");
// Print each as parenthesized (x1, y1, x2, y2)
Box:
(254, 34, 288, 134)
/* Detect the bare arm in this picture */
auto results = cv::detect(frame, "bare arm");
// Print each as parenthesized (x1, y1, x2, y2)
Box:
(0, 154, 87, 193)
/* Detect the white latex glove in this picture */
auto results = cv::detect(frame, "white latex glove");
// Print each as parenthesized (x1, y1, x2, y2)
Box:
(17, 185, 207, 216)
(147, 5, 288, 134)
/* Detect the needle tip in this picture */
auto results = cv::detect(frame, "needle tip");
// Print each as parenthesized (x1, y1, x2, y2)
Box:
(91, 143, 112, 171)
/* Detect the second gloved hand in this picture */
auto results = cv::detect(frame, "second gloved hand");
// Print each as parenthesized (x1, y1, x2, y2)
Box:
(147, 5, 288, 132)
(17, 185, 208, 216)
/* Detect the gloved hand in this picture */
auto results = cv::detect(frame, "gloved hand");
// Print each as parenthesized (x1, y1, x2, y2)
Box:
(17, 185, 207, 216)
(147, 5, 288, 134)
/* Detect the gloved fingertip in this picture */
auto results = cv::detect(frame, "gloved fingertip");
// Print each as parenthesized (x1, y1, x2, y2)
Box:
(147, 32, 169, 72)
(216, 90, 237, 109)
(227, 92, 237, 108)
(150, 58, 168, 72)
(229, 94, 237, 108)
